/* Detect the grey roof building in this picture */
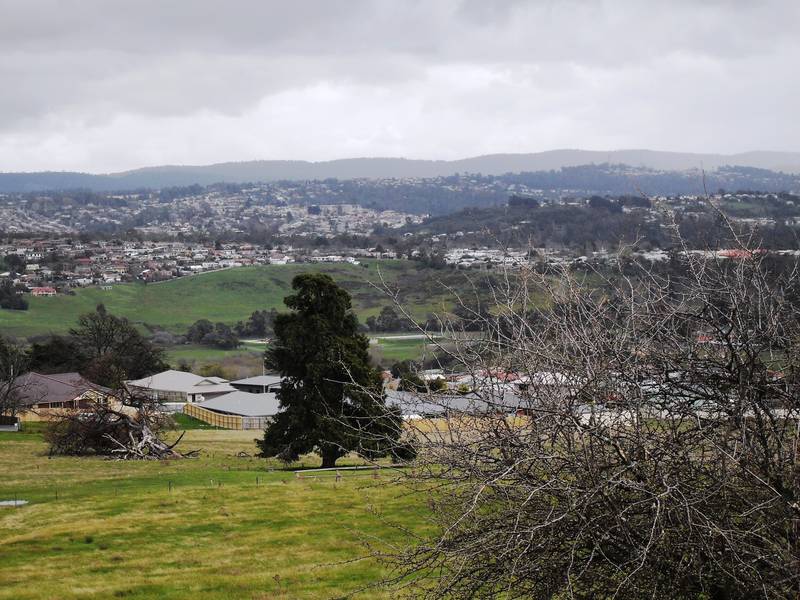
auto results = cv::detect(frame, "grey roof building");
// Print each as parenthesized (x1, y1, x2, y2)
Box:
(197, 391, 280, 417)
(126, 370, 236, 404)
(13, 372, 114, 410)
(386, 389, 525, 418)
(230, 375, 282, 394)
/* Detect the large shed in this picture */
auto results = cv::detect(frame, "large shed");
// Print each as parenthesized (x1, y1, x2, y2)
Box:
(186, 392, 281, 430)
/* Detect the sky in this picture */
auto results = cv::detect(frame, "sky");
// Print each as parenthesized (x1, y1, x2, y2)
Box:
(0, 0, 798, 173)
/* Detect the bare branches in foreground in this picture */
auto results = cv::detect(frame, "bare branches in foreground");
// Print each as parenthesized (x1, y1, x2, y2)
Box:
(371, 236, 800, 599)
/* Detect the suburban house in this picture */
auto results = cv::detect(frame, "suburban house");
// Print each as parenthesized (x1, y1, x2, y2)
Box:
(11, 372, 116, 421)
(230, 375, 282, 394)
(125, 370, 236, 411)
(185, 391, 280, 430)
(30, 286, 57, 296)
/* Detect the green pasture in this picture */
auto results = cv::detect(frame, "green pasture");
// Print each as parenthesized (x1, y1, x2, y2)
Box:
(168, 338, 427, 372)
(0, 261, 465, 339)
(165, 343, 264, 364)
(372, 336, 437, 363)
(0, 429, 429, 599)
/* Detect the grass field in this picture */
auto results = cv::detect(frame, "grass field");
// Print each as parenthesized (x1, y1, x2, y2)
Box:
(371, 336, 438, 364)
(0, 429, 429, 599)
(164, 337, 429, 376)
(0, 260, 465, 339)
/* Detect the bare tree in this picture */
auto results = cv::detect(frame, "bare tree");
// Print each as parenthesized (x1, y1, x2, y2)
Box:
(370, 229, 800, 599)
(0, 335, 30, 419)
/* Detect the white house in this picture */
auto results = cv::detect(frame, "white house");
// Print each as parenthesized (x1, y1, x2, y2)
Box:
(126, 370, 236, 412)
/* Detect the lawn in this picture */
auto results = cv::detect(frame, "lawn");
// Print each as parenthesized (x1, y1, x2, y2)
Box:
(165, 343, 264, 364)
(372, 336, 438, 363)
(0, 429, 430, 599)
(0, 260, 467, 339)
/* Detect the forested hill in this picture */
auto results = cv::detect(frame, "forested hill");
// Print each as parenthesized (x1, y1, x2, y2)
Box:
(2, 149, 800, 193)
(401, 191, 800, 251)
(2, 164, 800, 219)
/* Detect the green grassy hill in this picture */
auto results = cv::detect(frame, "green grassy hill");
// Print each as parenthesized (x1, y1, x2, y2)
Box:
(0, 260, 460, 339)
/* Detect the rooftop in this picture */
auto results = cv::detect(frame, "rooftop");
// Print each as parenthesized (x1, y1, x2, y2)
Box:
(126, 370, 235, 395)
(231, 375, 282, 387)
(13, 372, 113, 407)
(197, 392, 280, 417)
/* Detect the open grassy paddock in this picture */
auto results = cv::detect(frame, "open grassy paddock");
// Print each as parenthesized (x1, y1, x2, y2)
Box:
(0, 428, 429, 599)
(370, 336, 440, 364)
(0, 260, 467, 339)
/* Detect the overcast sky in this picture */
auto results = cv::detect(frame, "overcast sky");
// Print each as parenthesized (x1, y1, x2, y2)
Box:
(0, 0, 797, 173)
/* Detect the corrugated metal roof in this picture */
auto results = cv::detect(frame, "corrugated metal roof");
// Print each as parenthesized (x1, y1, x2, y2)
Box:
(197, 392, 280, 417)
(231, 375, 282, 386)
(386, 389, 525, 416)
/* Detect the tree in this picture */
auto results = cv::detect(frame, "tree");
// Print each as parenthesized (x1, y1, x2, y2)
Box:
(0, 280, 28, 310)
(70, 305, 167, 388)
(257, 273, 401, 468)
(198, 363, 235, 380)
(234, 309, 276, 338)
(379, 230, 800, 598)
(391, 360, 425, 392)
(2, 253, 24, 274)
(200, 323, 239, 349)
(186, 319, 214, 343)
(507, 194, 540, 209)
(28, 335, 85, 373)
(368, 305, 411, 332)
(0, 335, 29, 418)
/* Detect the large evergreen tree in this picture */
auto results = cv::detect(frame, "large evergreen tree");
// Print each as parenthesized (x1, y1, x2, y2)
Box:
(257, 273, 400, 468)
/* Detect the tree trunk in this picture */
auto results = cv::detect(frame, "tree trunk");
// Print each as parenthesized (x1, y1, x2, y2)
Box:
(320, 446, 340, 469)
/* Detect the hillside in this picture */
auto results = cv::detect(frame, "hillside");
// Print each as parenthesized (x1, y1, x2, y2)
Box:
(0, 261, 459, 339)
(2, 149, 800, 192)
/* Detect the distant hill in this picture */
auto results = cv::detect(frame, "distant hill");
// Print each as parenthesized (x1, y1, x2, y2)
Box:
(2, 149, 800, 193)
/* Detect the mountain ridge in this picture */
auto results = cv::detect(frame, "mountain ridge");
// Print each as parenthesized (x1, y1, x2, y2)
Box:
(2, 149, 800, 193)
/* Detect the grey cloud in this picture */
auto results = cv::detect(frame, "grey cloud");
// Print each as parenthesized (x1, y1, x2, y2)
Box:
(0, 0, 797, 171)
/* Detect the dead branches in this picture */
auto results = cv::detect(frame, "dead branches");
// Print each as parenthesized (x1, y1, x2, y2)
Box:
(46, 403, 190, 460)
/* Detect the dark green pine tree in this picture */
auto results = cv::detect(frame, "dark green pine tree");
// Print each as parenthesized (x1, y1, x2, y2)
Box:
(257, 273, 402, 468)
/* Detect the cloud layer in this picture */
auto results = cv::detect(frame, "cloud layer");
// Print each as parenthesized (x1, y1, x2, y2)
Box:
(1, 0, 797, 172)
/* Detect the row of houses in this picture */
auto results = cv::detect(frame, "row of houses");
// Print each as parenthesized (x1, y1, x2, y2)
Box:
(5, 370, 284, 430)
(5, 366, 576, 432)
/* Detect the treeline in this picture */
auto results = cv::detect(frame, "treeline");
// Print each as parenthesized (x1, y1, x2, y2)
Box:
(26, 304, 167, 388)
(504, 164, 800, 197)
(365, 306, 415, 332)
(184, 309, 279, 349)
(402, 201, 800, 252)
(0, 280, 28, 310)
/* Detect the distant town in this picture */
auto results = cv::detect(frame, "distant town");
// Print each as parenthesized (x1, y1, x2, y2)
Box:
(2, 176, 800, 300)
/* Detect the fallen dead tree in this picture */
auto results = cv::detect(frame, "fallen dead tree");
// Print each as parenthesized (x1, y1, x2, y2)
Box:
(45, 398, 196, 460)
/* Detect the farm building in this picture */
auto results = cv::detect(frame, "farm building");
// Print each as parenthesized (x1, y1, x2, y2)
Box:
(125, 369, 235, 411)
(11, 372, 117, 421)
(230, 375, 282, 394)
(184, 391, 280, 429)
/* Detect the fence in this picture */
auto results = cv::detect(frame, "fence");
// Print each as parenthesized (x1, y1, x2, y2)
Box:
(0, 414, 19, 431)
(182, 404, 270, 430)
